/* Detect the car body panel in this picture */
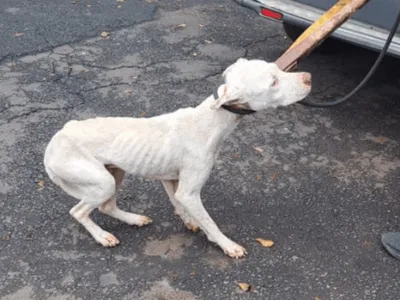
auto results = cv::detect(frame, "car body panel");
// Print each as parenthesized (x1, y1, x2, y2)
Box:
(234, 0, 400, 57)
(297, 0, 400, 32)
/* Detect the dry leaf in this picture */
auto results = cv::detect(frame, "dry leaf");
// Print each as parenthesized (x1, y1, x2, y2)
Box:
(2, 232, 11, 241)
(253, 146, 264, 153)
(116, 0, 125, 2)
(255, 175, 261, 181)
(361, 240, 371, 247)
(14, 32, 24, 37)
(271, 173, 279, 181)
(101, 31, 110, 38)
(139, 112, 147, 118)
(374, 136, 388, 144)
(256, 238, 274, 248)
(145, 0, 154, 2)
(237, 282, 251, 292)
(124, 89, 133, 95)
(37, 180, 45, 191)
(315, 297, 322, 300)
(176, 24, 186, 28)
(199, 24, 205, 27)
(233, 153, 239, 159)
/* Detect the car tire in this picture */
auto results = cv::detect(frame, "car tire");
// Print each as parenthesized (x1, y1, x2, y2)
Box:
(282, 22, 344, 53)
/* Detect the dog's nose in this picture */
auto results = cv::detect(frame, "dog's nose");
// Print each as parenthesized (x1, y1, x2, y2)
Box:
(302, 73, 312, 87)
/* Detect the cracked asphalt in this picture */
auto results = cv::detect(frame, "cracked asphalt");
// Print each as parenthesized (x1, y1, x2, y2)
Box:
(1, 1, 400, 299)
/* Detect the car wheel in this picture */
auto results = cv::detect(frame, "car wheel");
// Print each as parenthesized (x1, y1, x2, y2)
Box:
(282, 22, 344, 53)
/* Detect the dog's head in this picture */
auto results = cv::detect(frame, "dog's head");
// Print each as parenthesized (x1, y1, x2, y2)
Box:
(211, 58, 311, 111)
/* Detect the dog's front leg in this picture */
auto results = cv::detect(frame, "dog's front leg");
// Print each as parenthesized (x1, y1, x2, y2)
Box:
(174, 175, 246, 258)
(162, 180, 199, 232)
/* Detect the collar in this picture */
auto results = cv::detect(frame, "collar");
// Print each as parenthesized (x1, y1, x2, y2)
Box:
(213, 87, 256, 115)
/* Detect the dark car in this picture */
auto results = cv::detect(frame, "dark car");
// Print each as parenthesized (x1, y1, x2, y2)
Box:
(234, 0, 400, 58)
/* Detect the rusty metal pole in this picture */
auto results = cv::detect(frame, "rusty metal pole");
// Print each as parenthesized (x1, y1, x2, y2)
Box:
(275, 0, 370, 72)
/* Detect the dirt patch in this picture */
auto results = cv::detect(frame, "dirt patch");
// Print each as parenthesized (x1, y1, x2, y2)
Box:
(3, 286, 34, 300)
(140, 279, 197, 300)
(99, 272, 119, 287)
(143, 234, 193, 260)
(332, 150, 400, 182)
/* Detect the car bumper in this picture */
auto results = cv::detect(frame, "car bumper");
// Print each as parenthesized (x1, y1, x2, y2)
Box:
(234, 0, 400, 58)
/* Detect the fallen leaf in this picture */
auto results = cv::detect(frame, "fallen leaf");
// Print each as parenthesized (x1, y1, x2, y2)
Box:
(176, 24, 186, 29)
(315, 297, 322, 300)
(101, 31, 110, 38)
(199, 24, 205, 27)
(116, 0, 125, 2)
(271, 173, 279, 181)
(14, 32, 24, 37)
(237, 282, 251, 292)
(2, 232, 11, 241)
(255, 175, 261, 181)
(233, 153, 239, 159)
(145, 0, 154, 2)
(253, 146, 264, 153)
(361, 240, 371, 247)
(139, 112, 147, 118)
(374, 136, 388, 144)
(256, 238, 274, 248)
(38, 180, 45, 191)
(124, 89, 133, 95)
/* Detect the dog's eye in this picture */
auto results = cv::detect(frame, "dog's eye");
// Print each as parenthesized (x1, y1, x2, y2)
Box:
(271, 78, 278, 88)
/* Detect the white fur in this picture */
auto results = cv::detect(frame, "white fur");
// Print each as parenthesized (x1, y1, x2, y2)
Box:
(43, 58, 311, 258)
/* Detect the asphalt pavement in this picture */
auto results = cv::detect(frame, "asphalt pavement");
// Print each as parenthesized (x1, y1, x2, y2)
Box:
(1, 1, 400, 299)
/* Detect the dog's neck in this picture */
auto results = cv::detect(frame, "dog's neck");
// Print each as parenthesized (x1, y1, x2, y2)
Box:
(197, 95, 245, 123)
(193, 96, 248, 151)
(212, 87, 256, 116)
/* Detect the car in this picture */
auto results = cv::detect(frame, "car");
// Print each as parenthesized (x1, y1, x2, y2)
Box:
(233, 0, 400, 58)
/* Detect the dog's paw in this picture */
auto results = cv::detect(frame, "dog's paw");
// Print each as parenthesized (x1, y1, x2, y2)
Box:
(122, 213, 152, 227)
(136, 215, 153, 227)
(96, 231, 120, 247)
(222, 242, 247, 259)
(185, 222, 200, 233)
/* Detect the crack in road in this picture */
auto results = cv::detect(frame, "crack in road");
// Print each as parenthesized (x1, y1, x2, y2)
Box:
(0, 4, 159, 63)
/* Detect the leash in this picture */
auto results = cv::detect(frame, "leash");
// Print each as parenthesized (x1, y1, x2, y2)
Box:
(299, 9, 400, 107)
(213, 9, 400, 109)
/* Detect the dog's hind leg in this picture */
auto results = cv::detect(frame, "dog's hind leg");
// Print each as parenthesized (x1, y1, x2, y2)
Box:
(69, 198, 120, 247)
(162, 180, 199, 232)
(45, 136, 121, 247)
(98, 166, 152, 227)
(64, 169, 121, 247)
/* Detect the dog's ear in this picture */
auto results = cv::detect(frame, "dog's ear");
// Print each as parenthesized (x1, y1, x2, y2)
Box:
(210, 84, 242, 110)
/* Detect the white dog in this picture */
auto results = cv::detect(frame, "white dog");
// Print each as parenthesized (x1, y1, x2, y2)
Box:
(43, 58, 311, 258)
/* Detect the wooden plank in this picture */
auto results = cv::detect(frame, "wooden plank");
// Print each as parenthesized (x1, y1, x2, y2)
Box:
(275, 0, 369, 71)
